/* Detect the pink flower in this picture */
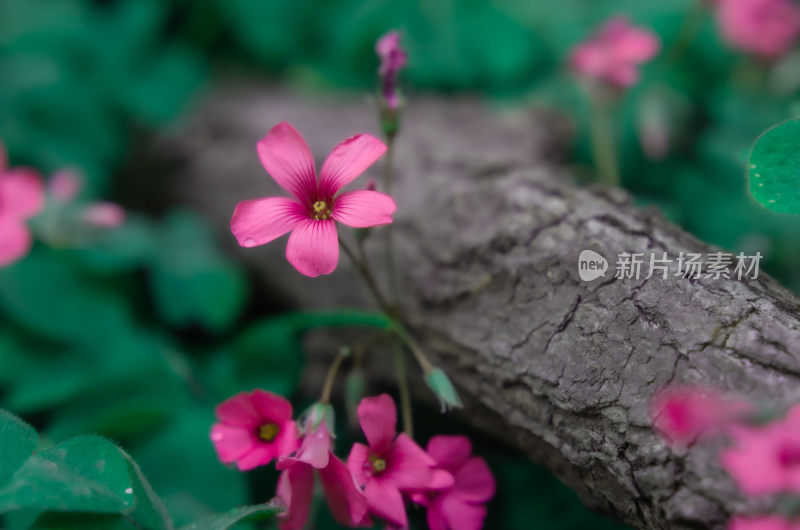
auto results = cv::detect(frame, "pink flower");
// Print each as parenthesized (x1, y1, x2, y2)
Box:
(347, 394, 453, 527)
(49, 171, 81, 203)
(230, 122, 395, 277)
(570, 16, 661, 88)
(412, 436, 495, 530)
(46, 171, 126, 229)
(275, 405, 368, 529)
(376, 31, 407, 110)
(81, 202, 125, 228)
(651, 385, 751, 446)
(721, 405, 800, 496)
(715, 0, 800, 58)
(0, 142, 44, 267)
(729, 515, 800, 530)
(210, 390, 300, 471)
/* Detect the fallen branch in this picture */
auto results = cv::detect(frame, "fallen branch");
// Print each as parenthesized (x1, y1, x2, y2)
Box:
(161, 83, 800, 529)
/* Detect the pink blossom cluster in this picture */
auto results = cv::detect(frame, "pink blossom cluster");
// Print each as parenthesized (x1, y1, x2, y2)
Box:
(210, 390, 495, 529)
(652, 385, 800, 528)
(0, 142, 125, 267)
(569, 16, 661, 89)
(714, 0, 800, 58)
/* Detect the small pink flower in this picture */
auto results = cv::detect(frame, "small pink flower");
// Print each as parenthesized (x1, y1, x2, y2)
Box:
(0, 142, 44, 267)
(715, 0, 800, 58)
(210, 390, 299, 471)
(347, 394, 453, 528)
(651, 385, 751, 446)
(49, 171, 81, 203)
(570, 16, 661, 88)
(276, 406, 368, 529)
(230, 122, 396, 277)
(729, 515, 800, 530)
(412, 435, 495, 530)
(46, 170, 126, 229)
(376, 31, 407, 110)
(721, 404, 800, 496)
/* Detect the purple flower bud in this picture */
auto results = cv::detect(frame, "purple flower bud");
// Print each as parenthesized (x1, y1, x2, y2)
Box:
(376, 31, 407, 110)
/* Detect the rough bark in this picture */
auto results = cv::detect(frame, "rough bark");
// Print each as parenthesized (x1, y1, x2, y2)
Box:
(160, 83, 800, 529)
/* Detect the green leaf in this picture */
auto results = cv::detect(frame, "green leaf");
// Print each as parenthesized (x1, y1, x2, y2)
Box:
(177, 503, 280, 530)
(0, 248, 132, 346)
(120, 448, 174, 530)
(150, 210, 247, 333)
(132, 408, 246, 527)
(749, 118, 800, 213)
(0, 410, 37, 487)
(0, 436, 133, 514)
(29, 512, 138, 530)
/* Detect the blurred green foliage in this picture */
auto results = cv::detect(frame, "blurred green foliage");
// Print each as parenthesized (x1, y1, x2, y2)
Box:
(4, 0, 800, 527)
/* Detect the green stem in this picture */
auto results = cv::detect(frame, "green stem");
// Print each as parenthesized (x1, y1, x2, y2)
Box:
(589, 97, 620, 187)
(320, 353, 346, 404)
(339, 236, 436, 375)
(382, 135, 400, 303)
(663, 0, 706, 67)
(339, 238, 394, 315)
(393, 344, 414, 437)
(391, 323, 435, 375)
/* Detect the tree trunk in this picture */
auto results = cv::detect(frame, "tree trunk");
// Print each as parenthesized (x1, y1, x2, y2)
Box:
(159, 82, 800, 529)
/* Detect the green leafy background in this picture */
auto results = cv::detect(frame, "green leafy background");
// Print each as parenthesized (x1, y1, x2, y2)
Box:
(3, 0, 800, 527)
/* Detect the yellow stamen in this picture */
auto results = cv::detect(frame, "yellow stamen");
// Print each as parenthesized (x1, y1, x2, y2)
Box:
(369, 453, 387, 473)
(258, 423, 279, 442)
(312, 200, 332, 220)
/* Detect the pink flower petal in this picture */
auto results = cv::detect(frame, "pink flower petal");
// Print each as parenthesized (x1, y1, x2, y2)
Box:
(0, 169, 44, 219)
(651, 385, 750, 446)
(256, 122, 318, 204)
(357, 394, 397, 455)
(319, 454, 369, 526)
(82, 202, 125, 228)
(0, 220, 32, 267)
(426, 496, 449, 530)
(347, 442, 372, 487)
(215, 392, 262, 428)
(272, 421, 300, 460)
(438, 495, 488, 530)
(426, 435, 473, 473)
(231, 197, 307, 248)
(364, 478, 407, 527)
(716, 0, 800, 58)
(210, 424, 255, 464)
(451, 457, 495, 503)
(277, 463, 315, 530)
(331, 190, 396, 228)
(728, 515, 796, 530)
(286, 219, 339, 277)
(384, 434, 446, 491)
(236, 444, 275, 471)
(251, 390, 293, 422)
(49, 171, 82, 203)
(319, 134, 386, 197)
(279, 419, 331, 470)
(721, 424, 787, 495)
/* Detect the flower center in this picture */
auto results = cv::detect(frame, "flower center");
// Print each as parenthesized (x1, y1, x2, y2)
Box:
(778, 443, 800, 467)
(312, 200, 331, 220)
(369, 453, 387, 474)
(258, 423, 280, 442)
